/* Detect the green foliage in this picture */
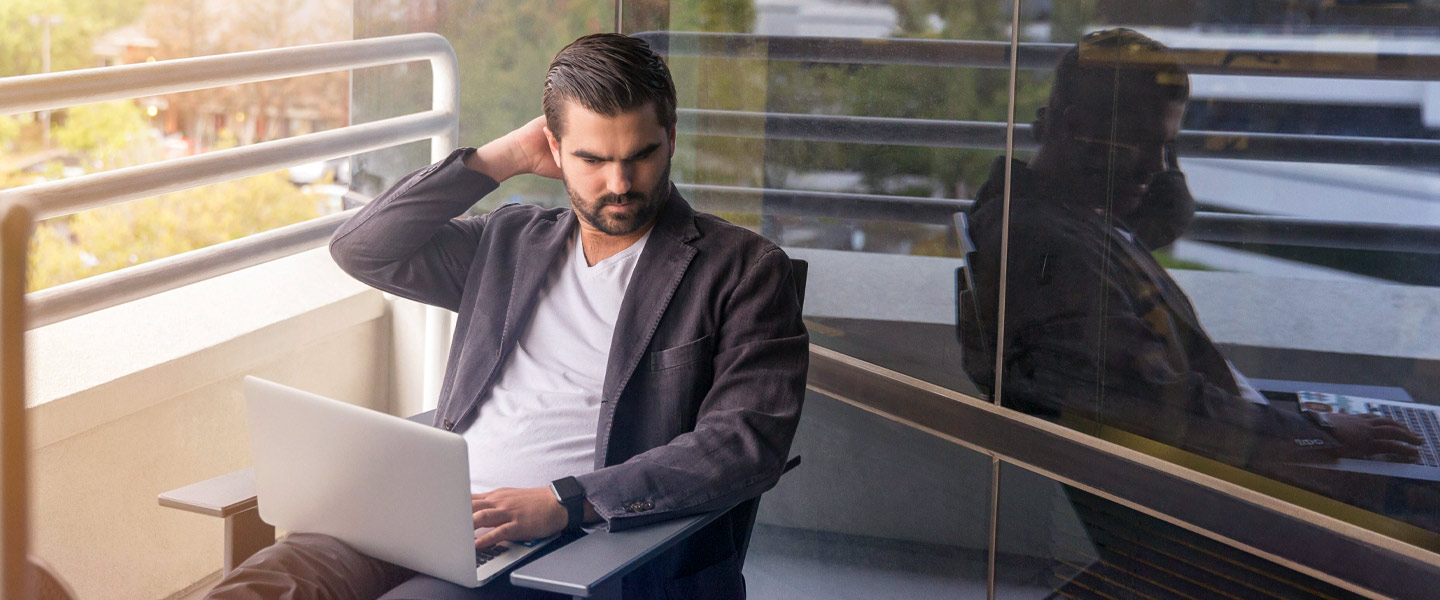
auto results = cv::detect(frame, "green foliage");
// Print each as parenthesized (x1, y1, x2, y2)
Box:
(433, 0, 612, 207)
(1153, 249, 1214, 271)
(51, 100, 150, 166)
(28, 171, 323, 292)
(755, 1, 1011, 197)
(0, 115, 21, 148)
(1051, 0, 1101, 43)
(0, 0, 145, 78)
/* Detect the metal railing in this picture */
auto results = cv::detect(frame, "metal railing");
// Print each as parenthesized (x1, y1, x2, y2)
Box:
(0, 34, 457, 329)
(0, 39, 460, 592)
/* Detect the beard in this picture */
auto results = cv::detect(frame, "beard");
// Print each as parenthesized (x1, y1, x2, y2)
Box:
(565, 162, 671, 236)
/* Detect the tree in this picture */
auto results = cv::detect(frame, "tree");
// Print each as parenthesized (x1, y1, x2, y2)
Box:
(50, 100, 150, 168)
(0, 0, 144, 78)
(351, 0, 613, 210)
(142, 0, 350, 150)
(28, 171, 324, 291)
(0, 115, 22, 150)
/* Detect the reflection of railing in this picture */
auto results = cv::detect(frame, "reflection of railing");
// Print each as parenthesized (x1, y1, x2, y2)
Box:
(0, 37, 458, 595)
(680, 184, 1440, 254)
(679, 109, 1440, 169)
(636, 31, 1440, 80)
(648, 31, 1440, 255)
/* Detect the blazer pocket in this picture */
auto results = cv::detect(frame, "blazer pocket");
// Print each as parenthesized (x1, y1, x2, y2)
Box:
(649, 335, 713, 371)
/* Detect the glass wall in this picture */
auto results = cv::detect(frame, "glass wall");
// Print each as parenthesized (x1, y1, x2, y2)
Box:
(352, 0, 616, 212)
(987, 1, 1440, 598)
(349, 0, 1440, 596)
(983, 0, 1440, 557)
(626, 1, 1010, 596)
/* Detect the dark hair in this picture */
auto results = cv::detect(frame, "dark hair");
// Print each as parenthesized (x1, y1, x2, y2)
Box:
(1037, 28, 1190, 137)
(542, 33, 677, 139)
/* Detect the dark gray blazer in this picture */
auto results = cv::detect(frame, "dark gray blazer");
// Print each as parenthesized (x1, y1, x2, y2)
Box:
(329, 148, 808, 598)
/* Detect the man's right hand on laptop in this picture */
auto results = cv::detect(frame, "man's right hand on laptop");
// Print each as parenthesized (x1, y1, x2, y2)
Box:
(1330, 413, 1424, 461)
(470, 487, 568, 548)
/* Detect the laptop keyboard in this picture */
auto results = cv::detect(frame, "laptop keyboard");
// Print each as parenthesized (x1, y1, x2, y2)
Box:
(1373, 404, 1440, 467)
(476, 544, 510, 566)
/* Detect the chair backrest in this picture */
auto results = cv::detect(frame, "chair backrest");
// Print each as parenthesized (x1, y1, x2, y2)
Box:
(952, 213, 987, 353)
(952, 213, 993, 397)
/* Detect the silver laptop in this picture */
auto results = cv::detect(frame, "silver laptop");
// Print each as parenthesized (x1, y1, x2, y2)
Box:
(243, 376, 558, 588)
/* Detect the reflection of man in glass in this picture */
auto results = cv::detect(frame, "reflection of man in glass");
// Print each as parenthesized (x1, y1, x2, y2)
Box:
(958, 29, 1420, 469)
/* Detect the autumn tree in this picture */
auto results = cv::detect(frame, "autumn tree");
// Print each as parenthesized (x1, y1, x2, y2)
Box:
(29, 170, 325, 291)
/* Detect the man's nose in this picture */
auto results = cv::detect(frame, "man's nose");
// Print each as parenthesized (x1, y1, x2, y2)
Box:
(606, 163, 633, 196)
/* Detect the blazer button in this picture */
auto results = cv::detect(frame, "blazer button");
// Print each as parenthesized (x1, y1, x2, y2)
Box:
(443, 419, 454, 430)
(639, 501, 653, 511)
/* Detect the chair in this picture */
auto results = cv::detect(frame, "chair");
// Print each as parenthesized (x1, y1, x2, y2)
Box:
(159, 259, 808, 599)
(951, 213, 992, 396)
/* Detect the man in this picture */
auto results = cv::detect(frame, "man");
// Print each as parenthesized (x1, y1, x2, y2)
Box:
(209, 33, 807, 599)
(958, 29, 1419, 471)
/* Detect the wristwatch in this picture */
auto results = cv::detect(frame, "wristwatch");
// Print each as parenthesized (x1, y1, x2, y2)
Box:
(550, 476, 586, 533)
(1302, 408, 1336, 432)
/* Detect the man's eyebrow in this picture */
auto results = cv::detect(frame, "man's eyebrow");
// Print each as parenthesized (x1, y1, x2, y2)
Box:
(625, 143, 661, 160)
(571, 143, 661, 162)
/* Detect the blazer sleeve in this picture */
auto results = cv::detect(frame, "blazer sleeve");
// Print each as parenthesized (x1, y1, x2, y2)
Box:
(574, 248, 809, 531)
(329, 147, 502, 312)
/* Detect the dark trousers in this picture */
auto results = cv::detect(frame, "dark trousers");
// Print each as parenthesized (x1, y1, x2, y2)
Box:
(205, 533, 561, 600)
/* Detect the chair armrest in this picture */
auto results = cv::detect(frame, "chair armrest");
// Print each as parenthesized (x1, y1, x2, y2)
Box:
(158, 409, 437, 516)
(509, 510, 724, 598)
(158, 467, 259, 518)
(510, 456, 799, 598)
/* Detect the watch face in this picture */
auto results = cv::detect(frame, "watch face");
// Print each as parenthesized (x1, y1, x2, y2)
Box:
(551, 477, 584, 503)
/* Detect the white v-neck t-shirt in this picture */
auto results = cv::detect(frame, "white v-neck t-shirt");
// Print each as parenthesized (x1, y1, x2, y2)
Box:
(462, 227, 650, 494)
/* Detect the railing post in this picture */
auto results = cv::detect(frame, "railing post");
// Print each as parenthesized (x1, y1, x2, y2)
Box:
(1, 202, 34, 600)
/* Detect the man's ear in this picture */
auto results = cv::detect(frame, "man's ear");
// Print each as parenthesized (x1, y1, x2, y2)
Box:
(543, 123, 562, 168)
(667, 124, 677, 159)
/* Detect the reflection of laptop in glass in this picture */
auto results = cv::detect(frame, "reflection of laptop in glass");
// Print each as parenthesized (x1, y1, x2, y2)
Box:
(1260, 386, 1440, 483)
(243, 376, 558, 588)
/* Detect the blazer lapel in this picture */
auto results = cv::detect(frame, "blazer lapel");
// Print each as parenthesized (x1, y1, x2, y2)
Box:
(497, 211, 574, 358)
(602, 190, 699, 405)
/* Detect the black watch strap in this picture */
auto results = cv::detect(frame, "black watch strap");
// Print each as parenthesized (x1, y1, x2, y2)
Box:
(550, 476, 585, 533)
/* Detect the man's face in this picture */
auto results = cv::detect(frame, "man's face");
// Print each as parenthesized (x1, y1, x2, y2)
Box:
(1058, 98, 1185, 214)
(545, 101, 675, 237)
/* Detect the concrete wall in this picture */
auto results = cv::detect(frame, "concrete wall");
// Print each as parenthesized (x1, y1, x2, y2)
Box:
(758, 390, 1094, 564)
(25, 250, 399, 600)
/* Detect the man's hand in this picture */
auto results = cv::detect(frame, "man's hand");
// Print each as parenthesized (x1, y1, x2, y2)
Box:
(1329, 413, 1424, 461)
(464, 116, 562, 182)
(471, 487, 567, 548)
